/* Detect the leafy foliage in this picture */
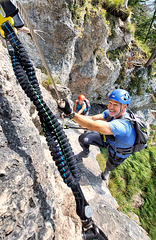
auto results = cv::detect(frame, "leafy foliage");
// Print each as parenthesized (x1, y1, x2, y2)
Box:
(104, 0, 125, 8)
(128, 0, 156, 54)
(68, 0, 108, 37)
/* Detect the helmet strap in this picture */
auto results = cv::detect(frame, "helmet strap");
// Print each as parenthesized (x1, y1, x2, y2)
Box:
(114, 104, 124, 118)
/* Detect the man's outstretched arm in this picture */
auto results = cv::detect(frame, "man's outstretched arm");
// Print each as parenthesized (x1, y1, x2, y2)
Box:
(58, 99, 113, 135)
(73, 113, 113, 135)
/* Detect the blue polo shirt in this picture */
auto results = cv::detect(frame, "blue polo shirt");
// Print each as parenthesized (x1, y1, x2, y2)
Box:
(102, 110, 136, 158)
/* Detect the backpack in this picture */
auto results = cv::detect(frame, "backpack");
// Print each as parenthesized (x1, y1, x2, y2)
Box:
(84, 99, 91, 112)
(125, 110, 148, 153)
(106, 110, 148, 153)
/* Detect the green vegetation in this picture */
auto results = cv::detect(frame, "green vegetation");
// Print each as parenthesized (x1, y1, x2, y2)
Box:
(37, 66, 47, 74)
(42, 76, 53, 90)
(96, 129, 156, 240)
(102, 0, 129, 14)
(124, 22, 136, 36)
(69, 0, 155, 67)
(105, 0, 125, 8)
(69, 0, 98, 22)
(40, 129, 45, 136)
(42, 75, 60, 90)
(128, 0, 156, 63)
(102, 0, 130, 21)
(107, 0, 155, 85)
(68, 0, 109, 36)
(106, 48, 121, 61)
(68, 0, 132, 41)
(134, 39, 151, 59)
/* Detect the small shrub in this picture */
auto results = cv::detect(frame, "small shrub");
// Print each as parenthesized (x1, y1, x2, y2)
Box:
(40, 129, 45, 136)
(134, 39, 151, 58)
(37, 66, 47, 74)
(124, 22, 135, 36)
(105, 0, 125, 9)
(107, 49, 120, 61)
(42, 76, 52, 90)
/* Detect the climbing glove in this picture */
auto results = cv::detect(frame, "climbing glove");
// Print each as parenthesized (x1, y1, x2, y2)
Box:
(58, 99, 73, 115)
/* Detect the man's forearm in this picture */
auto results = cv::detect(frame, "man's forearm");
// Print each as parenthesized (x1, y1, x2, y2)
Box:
(72, 113, 113, 135)
(73, 113, 95, 129)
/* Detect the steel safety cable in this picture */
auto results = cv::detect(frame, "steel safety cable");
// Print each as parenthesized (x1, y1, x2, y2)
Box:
(16, 0, 61, 102)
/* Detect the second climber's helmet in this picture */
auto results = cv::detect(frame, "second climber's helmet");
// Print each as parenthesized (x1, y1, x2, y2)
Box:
(109, 89, 131, 105)
(78, 95, 86, 101)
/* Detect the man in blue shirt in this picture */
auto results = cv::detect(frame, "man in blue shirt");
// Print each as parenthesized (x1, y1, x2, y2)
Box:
(58, 89, 136, 181)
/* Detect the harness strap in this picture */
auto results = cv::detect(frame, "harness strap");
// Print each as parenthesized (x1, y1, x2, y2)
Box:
(105, 114, 134, 156)
(116, 146, 134, 155)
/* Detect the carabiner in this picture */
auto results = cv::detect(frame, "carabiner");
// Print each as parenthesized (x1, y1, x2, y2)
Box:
(82, 223, 108, 240)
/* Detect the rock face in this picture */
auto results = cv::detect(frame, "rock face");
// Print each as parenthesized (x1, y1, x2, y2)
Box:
(0, 40, 151, 240)
(0, 39, 81, 240)
(19, 0, 76, 85)
(18, 0, 155, 109)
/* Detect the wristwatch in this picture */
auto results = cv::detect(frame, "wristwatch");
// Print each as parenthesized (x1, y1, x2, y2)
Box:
(69, 112, 75, 119)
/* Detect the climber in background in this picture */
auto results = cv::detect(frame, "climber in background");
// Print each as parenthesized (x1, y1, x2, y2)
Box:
(73, 95, 90, 116)
(58, 89, 136, 181)
(61, 95, 90, 119)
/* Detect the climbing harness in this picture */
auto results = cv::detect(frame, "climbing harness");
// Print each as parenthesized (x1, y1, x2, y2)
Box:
(0, 3, 108, 240)
(105, 111, 148, 155)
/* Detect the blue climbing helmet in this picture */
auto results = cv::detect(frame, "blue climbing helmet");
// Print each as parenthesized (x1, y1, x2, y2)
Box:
(109, 89, 131, 105)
